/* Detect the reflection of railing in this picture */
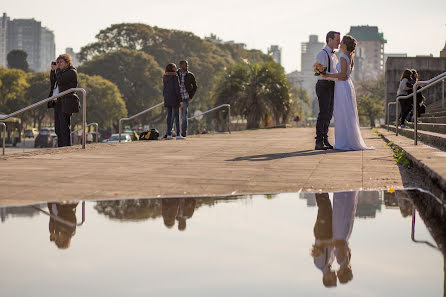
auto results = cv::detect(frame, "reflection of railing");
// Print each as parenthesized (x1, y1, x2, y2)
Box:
(119, 102, 163, 143)
(0, 88, 88, 149)
(398, 196, 440, 251)
(71, 123, 99, 144)
(31, 201, 86, 227)
(0, 122, 5, 156)
(394, 72, 446, 144)
(187, 104, 231, 134)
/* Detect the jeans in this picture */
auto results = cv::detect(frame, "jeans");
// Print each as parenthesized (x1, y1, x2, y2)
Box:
(181, 99, 189, 137)
(54, 101, 72, 147)
(166, 106, 180, 136)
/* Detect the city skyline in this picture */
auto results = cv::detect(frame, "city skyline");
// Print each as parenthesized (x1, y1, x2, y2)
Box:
(1, 0, 445, 73)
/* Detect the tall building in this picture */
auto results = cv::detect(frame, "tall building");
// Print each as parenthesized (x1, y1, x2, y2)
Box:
(7, 17, 42, 71)
(267, 45, 282, 65)
(40, 27, 55, 71)
(0, 13, 10, 67)
(347, 25, 386, 81)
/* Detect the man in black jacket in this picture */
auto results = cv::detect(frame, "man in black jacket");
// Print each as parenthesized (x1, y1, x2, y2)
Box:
(177, 60, 197, 138)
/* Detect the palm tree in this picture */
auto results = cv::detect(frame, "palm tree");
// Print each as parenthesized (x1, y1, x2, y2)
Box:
(215, 61, 291, 129)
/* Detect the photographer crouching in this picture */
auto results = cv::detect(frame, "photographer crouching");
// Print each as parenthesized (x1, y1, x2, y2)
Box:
(47, 54, 79, 147)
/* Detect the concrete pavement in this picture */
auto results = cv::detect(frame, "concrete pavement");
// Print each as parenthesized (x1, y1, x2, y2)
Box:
(0, 127, 404, 205)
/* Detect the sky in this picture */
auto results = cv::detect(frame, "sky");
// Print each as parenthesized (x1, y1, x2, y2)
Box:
(2, 0, 446, 73)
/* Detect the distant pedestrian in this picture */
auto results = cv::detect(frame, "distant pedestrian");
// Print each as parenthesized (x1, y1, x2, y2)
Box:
(177, 60, 197, 138)
(163, 63, 182, 140)
(396, 69, 413, 128)
(47, 54, 78, 147)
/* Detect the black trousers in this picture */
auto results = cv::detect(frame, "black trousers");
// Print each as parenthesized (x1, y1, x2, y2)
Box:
(399, 98, 413, 125)
(315, 80, 335, 141)
(54, 101, 72, 147)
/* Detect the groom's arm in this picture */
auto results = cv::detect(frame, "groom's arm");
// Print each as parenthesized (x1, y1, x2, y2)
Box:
(322, 59, 348, 81)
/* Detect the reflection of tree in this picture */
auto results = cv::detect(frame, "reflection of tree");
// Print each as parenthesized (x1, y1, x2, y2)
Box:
(94, 197, 241, 222)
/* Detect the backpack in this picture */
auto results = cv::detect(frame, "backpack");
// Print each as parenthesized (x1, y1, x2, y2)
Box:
(139, 128, 160, 140)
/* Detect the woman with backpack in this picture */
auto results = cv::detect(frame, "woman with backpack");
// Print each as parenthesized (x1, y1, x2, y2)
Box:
(163, 63, 184, 140)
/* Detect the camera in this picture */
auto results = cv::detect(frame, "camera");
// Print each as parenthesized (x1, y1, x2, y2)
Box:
(51, 61, 56, 66)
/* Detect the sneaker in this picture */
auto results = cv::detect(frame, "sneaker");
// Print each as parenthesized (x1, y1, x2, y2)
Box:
(166, 135, 173, 140)
(176, 135, 185, 140)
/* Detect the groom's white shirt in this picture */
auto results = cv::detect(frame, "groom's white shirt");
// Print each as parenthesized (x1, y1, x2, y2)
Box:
(316, 45, 338, 81)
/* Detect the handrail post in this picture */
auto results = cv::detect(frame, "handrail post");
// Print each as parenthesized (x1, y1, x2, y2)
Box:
(396, 98, 399, 136)
(413, 83, 418, 145)
(81, 89, 87, 149)
(94, 123, 99, 143)
(227, 105, 231, 134)
(0, 122, 5, 155)
(442, 79, 445, 109)
(119, 119, 123, 143)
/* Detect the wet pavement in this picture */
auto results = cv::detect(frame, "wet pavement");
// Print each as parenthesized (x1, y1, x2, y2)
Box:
(1, 189, 444, 297)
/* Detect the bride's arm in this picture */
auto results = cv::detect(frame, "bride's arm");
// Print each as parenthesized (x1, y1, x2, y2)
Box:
(322, 58, 348, 81)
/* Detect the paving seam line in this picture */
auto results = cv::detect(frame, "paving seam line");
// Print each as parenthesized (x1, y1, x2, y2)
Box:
(376, 129, 446, 193)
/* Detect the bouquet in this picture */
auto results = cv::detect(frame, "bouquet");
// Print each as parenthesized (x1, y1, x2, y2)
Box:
(313, 62, 327, 76)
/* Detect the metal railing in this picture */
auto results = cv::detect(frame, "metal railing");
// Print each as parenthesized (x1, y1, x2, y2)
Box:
(0, 123, 5, 156)
(31, 201, 86, 227)
(71, 122, 99, 144)
(393, 72, 446, 144)
(187, 104, 231, 134)
(387, 102, 396, 131)
(119, 102, 163, 143)
(0, 88, 87, 149)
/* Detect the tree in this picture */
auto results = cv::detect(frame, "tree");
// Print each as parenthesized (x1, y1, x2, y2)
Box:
(7, 50, 30, 72)
(79, 23, 273, 116)
(26, 72, 51, 129)
(214, 61, 291, 129)
(0, 67, 29, 114)
(356, 75, 385, 127)
(290, 87, 310, 122)
(71, 73, 127, 130)
(78, 49, 162, 120)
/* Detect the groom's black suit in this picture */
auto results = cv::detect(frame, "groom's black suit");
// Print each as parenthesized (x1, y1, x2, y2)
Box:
(315, 49, 335, 145)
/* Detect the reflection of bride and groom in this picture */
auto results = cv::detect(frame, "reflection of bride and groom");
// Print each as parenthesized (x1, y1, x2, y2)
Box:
(312, 191, 358, 287)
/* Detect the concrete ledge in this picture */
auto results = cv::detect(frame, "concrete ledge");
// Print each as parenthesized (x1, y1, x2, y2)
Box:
(386, 125, 446, 151)
(377, 128, 446, 194)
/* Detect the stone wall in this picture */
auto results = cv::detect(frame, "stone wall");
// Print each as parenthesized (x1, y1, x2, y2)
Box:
(385, 57, 446, 122)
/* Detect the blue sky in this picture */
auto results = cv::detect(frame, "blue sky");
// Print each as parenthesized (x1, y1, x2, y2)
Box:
(3, 0, 446, 72)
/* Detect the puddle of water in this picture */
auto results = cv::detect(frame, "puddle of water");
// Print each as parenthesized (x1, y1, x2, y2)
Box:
(0, 189, 444, 297)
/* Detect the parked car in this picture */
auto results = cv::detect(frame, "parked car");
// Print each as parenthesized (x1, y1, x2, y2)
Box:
(34, 128, 57, 148)
(103, 134, 132, 143)
(24, 128, 38, 138)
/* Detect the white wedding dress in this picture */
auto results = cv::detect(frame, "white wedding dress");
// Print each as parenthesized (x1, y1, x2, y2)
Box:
(333, 54, 374, 151)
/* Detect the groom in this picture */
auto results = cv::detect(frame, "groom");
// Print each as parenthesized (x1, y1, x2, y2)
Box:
(314, 31, 341, 150)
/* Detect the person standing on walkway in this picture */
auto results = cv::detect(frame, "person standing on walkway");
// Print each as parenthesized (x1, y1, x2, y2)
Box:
(177, 60, 197, 138)
(48, 54, 78, 147)
(314, 31, 341, 150)
(163, 63, 182, 140)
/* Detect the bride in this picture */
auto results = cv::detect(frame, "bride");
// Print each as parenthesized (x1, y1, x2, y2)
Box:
(322, 35, 374, 151)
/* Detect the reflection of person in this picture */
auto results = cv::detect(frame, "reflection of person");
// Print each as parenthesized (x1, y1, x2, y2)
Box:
(332, 191, 358, 285)
(161, 198, 179, 228)
(312, 193, 337, 287)
(47, 202, 79, 249)
(176, 198, 196, 231)
(161, 198, 197, 230)
(48, 54, 78, 147)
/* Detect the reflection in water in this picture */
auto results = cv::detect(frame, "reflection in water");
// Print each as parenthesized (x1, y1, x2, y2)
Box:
(312, 192, 358, 287)
(0, 189, 444, 296)
(47, 203, 79, 249)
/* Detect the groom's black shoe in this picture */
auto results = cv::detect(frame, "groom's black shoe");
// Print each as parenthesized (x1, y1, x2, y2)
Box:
(323, 138, 334, 149)
(315, 140, 328, 150)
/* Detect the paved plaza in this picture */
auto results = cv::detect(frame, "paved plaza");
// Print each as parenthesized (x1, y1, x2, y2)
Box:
(0, 127, 404, 205)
